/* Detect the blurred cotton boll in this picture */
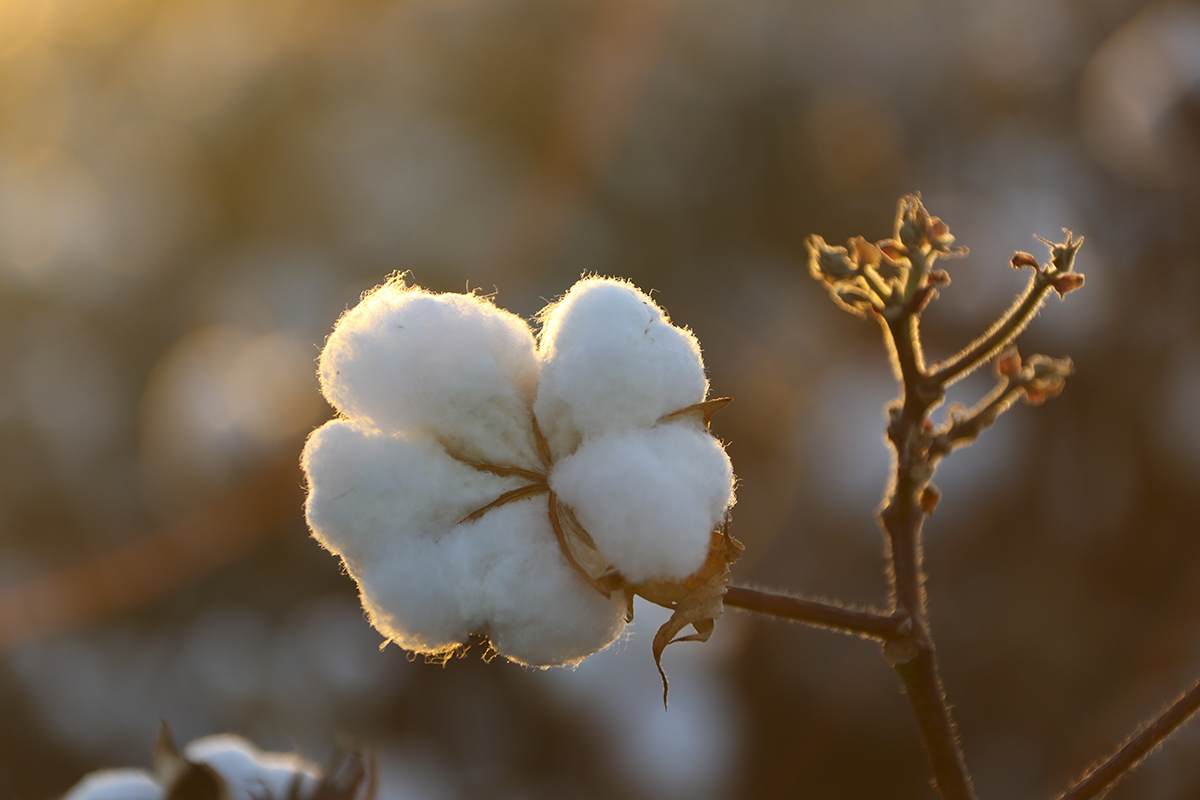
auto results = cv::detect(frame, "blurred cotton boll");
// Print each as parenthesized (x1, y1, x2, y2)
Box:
(140, 325, 323, 508)
(61, 730, 326, 800)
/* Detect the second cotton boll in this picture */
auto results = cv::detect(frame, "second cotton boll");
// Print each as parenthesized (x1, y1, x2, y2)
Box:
(302, 275, 738, 670)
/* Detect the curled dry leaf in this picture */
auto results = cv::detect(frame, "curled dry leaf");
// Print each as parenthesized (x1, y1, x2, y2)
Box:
(637, 520, 743, 708)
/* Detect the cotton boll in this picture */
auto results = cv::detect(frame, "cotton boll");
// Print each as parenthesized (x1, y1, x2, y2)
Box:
(446, 497, 629, 666)
(550, 421, 734, 583)
(319, 278, 541, 467)
(535, 278, 708, 458)
(62, 770, 162, 800)
(302, 419, 523, 577)
(184, 735, 320, 800)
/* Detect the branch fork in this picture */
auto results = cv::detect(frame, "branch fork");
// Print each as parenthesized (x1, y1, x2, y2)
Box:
(724, 196, 1200, 799)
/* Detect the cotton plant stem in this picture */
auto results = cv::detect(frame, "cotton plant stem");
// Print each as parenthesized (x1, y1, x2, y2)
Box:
(881, 493, 976, 800)
(723, 586, 909, 640)
(1055, 676, 1200, 800)
(880, 314, 979, 800)
(928, 273, 1049, 387)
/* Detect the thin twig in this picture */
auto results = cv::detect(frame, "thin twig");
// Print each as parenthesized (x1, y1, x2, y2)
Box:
(929, 272, 1049, 387)
(723, 585, 909, 640)
(929, 378, 1024, 460)
(1056, 676, 1200, 800)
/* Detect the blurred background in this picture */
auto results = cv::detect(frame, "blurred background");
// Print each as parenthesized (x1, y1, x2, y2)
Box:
(2, 0, 1199, 797)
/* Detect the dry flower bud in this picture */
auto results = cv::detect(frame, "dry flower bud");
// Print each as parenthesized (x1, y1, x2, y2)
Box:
(1019, 354, 1074, 405)
(1037, 230, 1084, 273)
(1011, 251, 1040, 270)
(919, 485, 941, 516)
(893, 194, 967, 257)
(995, 347, 1021, 377)
(1051, 272, 1085, 298)
(895, 195, 929, 250)
(807, 235, 858, 284)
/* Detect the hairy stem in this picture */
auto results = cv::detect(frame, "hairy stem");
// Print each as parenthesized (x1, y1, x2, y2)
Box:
(880, 316, 978, 800)
(929, 379, 1024, 461)
(1056, 677, 1200, 800)
(723, 585, 909, 639)
(930, 273, 1049, 387)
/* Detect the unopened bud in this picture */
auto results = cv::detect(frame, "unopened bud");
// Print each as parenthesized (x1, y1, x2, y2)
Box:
(1011, 251, 1039, 270)
(919, 485, 941, 516)
(896, 195, 929, 251)
(995, 347, 1021, 377)
(893, 194, 966, 257)
(1019, 354, 1073, 405)
(1036, 230, 1084, 273)
(1051, 272, 1085, 298)
(806, 235, 858, 284)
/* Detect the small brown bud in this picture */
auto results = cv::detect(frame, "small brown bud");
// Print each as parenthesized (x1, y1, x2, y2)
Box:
(995, 347, 1022, 377)
(919, 485, 941, 516)
(1051, 272, 1085, 298)
(1019, 354, 1074, 405)
(1011, 251, 1039, 270)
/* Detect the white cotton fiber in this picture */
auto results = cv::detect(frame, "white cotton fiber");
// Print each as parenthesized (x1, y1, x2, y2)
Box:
(302, 419, 522, 577)
(358, 532, 474, 656)
(447, 497, 629, 666)
(549, 420, 735, 583)
(360, 496, 627, 664)
(62, 770, 162, 800)
(319, 278, 541, 468)
(535, 278, 708, 458)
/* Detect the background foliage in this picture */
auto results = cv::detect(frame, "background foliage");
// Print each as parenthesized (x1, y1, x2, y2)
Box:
(2, 0, 1199, 797)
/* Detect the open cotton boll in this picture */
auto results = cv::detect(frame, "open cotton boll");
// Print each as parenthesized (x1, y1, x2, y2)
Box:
(535, 278, 708, 458)
(183, 735, 321, 800)
(319, 278, 541, 467)
(446, 498, 629, 666)
(302, 419, 523, 577)
(62, 770, 162, 800)
(550, 420, 735, 583)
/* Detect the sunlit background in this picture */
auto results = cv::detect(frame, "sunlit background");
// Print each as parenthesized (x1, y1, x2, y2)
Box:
(2, 0, 1199, 797)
